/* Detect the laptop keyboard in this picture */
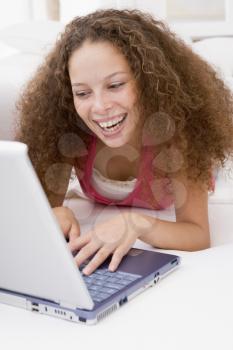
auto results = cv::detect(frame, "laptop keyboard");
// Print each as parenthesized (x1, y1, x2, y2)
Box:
(80, 262, 141, 303)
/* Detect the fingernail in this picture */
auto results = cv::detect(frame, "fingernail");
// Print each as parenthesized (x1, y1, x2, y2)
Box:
(83, 267, 90, 275)
(109, 264, 116, 272)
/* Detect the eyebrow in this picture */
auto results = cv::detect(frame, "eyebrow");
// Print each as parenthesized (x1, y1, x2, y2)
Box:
(71, 71, 128, 87)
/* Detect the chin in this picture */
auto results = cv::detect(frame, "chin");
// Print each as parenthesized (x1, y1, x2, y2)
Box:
(95, 129, 128, 148)
(102, 138, 126, 148)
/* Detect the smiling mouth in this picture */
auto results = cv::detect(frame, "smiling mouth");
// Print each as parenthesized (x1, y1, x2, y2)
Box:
(94, 113, 127, 132)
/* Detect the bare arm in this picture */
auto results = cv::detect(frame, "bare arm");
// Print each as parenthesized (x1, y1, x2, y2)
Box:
(139, 176, 210, 251)
(44, 163, 81, 241)
(68, 174, 211, 276)
(45, 163, 73, 208)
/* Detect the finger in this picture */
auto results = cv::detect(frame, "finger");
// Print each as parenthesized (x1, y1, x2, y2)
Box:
(74, 241, 100, 267)
(60, 219, 72, 238)
(108, 245, 130, 272)
(82, 246, 113, 275)
(68, 221, 81, 242)
(68, 232, 90, 251)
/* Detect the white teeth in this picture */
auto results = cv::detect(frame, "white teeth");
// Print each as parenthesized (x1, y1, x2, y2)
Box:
(98, 114, 125, 129)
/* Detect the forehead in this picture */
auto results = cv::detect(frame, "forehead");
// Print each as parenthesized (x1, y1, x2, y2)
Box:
(68, 40, 131, 81)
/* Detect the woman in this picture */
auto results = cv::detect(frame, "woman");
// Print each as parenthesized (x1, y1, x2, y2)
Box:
(16, 9, 233, 275)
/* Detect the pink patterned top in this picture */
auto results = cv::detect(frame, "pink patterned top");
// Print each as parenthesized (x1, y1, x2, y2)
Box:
(74, 137, 174, 210)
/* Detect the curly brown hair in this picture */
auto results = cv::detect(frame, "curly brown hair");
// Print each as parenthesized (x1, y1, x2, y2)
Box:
(16, 9, 233, 205)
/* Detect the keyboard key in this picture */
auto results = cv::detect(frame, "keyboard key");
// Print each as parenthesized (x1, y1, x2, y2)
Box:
(93, 293, 110, 302)
(123, 278, 138, 284)
(99, 287, 117, 295)
(103, 271, 116, 277)
(94, 275, 109, 281)
(93, 296, 103, 302)
(89, 287, 100, 294)
(114, 279, 132, 286)
(104, 282, 123, 290)
(105, 277, 119, 283)
(85, 280, 92, 286)
(116, 271, 141, 279)
(94, 279, 105, 286)
(83, 266, 141, 301)
(94, 269, 107, 275)
(89, 290, 98, 297)
(98, 292, 110, 299)
(83, 274, 96, 282)
(88, 285, 100, 291)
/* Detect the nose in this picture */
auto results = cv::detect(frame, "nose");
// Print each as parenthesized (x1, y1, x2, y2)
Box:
(91, 92, 112, 115)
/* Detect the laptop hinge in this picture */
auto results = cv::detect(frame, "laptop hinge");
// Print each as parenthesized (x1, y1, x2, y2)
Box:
(57, 300, 78, 309)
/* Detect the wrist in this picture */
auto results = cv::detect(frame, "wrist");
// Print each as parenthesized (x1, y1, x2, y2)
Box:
(122, 211, 157, 239)
(136, 213, 158, 241)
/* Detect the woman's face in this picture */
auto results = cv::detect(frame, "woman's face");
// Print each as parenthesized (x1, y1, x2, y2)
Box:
(68, 40, 141, 148)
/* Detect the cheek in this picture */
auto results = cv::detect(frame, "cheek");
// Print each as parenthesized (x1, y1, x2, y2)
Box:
(116, 90, 137, 110)
(74, 99, 89, 120)
(124, 86, 138, 108)
(125, 93, 138, 118)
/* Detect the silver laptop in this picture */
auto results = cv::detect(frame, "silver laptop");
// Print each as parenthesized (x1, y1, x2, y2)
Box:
(0, 141, 181, 325)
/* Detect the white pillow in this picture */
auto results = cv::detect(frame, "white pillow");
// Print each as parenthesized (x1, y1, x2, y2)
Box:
(0, 53, 43, 140)
(0, 41, 19, 59)
(0, 20, 65, 55)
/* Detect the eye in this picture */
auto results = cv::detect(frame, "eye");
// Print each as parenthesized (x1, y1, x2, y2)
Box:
(73, 91, 91, 98)
(109, 82, 125, 89)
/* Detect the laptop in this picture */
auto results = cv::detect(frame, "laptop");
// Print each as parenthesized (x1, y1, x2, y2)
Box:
(0, 141, 181, 325)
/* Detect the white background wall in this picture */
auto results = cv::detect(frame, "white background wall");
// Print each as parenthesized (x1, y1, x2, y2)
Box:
(1, 0, 233, 27)
(0, 0, 59, 29)
(59, 0, 168, 22)
(0, 0, 30, 29)
(0, 0, 233, 35)
(59, 0, 233, 23)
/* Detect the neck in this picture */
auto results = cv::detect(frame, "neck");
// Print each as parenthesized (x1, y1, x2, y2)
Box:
(94, 138, 142, 181)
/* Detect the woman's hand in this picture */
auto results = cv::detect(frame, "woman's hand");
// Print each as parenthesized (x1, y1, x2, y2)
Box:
(52, 206, 80, 244)
(68, 211, 151, 275)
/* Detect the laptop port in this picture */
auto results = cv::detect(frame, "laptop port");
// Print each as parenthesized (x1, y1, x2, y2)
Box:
(31, 301, 39, 312)
(154, 272, 160, 284)
(32, 302, 39, 307)
(171, 258, 178, 265)
(32, 307, 39, 312)
(119, 297, 128, 306)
